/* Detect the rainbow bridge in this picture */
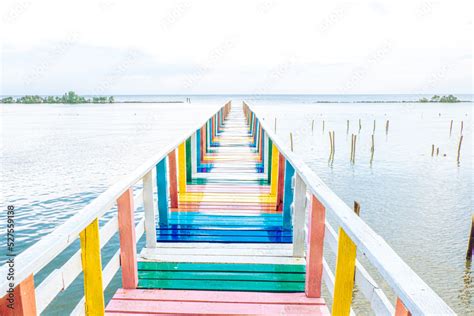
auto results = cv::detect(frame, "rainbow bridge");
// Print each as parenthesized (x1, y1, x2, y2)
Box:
(0, 102, 454, 315)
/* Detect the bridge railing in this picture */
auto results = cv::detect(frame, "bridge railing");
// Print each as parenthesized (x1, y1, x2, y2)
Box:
(243, 102, 454, 316)
(0, 102, 230, 315)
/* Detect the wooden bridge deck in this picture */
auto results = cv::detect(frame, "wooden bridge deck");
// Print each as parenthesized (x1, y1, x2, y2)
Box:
(105, 104, 330, 315)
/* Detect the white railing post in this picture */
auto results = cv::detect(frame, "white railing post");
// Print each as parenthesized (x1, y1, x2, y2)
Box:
(143, 170, 156, 248)
(293, 173, 307, 257)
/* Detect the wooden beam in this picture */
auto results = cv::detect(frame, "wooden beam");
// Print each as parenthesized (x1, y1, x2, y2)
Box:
(117, 188, 138, 289)
(168, 150, 178, 208)
(79, 218, 105, 315)
(305, 196, 325, 297)
(143, 170, 156, 248)
(156, 158, 169, 225)
(0, 274, 37, 316)
(293, 174, 306, 257)
(332, 228, 357, 315)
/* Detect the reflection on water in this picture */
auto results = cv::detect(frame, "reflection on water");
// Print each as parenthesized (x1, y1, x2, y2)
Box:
(0, 96, 472, 314)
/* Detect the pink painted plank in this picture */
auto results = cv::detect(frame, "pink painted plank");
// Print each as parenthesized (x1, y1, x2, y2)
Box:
(106, 299, 330, 315)
(117, 188, 138, 289)
(111, 289, 326, 305)
(305, 195, 326, 298)
(167, 150, 178, 208)
(0, 274, 37, 316)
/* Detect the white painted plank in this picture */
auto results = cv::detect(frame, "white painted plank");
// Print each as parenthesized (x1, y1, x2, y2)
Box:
(143, 170, 156, 248)
(140, 246, 293, 257)
(292, 173, 306, 257)
(152, 243, 293, 250)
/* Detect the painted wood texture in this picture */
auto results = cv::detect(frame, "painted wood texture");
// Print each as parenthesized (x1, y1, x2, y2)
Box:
(143, 170, 156, 248)
(332, 227, 357, 315)
(305, 196, 325, 298)
(167, 150, 178, 208)
(0, 274, 37, 316)
(106, 289, 330, 315)
(156, 158, 169, 225)
(117, 188, 138, 289)
(80, 218, 105, 315)
(177, 142, 186, 194)
(395, 298, 412, 316)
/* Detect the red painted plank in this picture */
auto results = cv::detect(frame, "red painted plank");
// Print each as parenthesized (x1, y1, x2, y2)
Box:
(305, 196, 325, 298)
(117, 188, 138, 289)
(167, 150, 178, 208)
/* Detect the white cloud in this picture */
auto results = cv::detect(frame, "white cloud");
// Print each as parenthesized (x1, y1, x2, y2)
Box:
(0, 0, 472, 94)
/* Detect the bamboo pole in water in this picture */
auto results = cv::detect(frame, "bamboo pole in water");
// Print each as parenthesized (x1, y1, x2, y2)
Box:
(373, 120, 376, 133)
(449, 120, 453, 136)
(431, 144, 435, 157)
(311, 120, 314, 135)
(353, 134, 357, 163)
(385, 120, 389, 134)
(332, 131, 335, 162)
(358, 119, 361, 133)
(350, 134, 354, 163)
(329, 131, 333, 162)
(290, 132, 294, 152)
(461, 121, 464, 135)
(467, 215, 474, 260)
(457, 136, 463, 162)
(370, 134, 375, 164)
(436, 147, 439, 156)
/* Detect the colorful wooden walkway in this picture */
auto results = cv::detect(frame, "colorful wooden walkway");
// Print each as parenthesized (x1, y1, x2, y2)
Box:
(105, 103, 330, 314)
(0, 101, 454, 316)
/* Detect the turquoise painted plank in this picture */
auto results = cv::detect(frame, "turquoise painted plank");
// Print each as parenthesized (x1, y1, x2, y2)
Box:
(137, 262, 305, 273)
(156, 158, 169, 225)
(282, 161, 295, 229)
(138, 271, 305, 282)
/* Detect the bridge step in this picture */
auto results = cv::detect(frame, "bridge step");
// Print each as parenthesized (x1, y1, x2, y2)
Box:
(105, 289, 330, 315)
(137, 262, 306, 292)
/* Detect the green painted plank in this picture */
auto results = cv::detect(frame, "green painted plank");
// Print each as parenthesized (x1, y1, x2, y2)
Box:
(138, 279, 305, 292)
(137, 262, 305, 273)
(138, 271, 305, 282)
(186, 137, 192, 183)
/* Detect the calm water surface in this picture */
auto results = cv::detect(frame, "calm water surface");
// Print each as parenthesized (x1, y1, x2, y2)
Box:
(1, 95, 472, 314)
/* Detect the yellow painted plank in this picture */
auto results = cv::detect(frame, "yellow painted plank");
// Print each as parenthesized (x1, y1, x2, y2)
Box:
(270, 144, 279, 197)
(178, 142, 186, 193)
(332, 227, 357, 315)
(178, 193, 278, 203)
(80, 218, 105, 315)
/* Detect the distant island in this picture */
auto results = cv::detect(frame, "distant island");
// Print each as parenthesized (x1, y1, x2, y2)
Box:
(1, 91, 114, 104)
(418, 94, 460, 103)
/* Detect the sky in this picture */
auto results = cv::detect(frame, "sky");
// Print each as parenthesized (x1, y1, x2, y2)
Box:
(0, 0, 472, 95)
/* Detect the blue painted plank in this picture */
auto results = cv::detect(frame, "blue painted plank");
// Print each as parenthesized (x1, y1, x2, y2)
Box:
(282, 161, 295, 229)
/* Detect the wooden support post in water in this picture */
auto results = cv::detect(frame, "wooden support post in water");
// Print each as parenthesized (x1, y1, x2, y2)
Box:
(305, 196, 325, 298)
(346, 120, 349, 134)
(358, 119, 361, 132)
(332, 227, 357, 315)
(168, 150, 178, 208)
(467, 215, 474, 260)
(385, 120, 389, 134)
(460, 121, 464, 135)
(328, 131, 333, 162)
(449, 120, 453, 136)
(79, 218, 105, 314)
(370, 134, 375, 164)
(117, 188, 138, 289)
(293, 173, 307, 257)
(0, 274, 37, 316)
(373, 120, 376, 133)
(457, 136, 463, 163)
(431, 144, 435, 157)
(436, 147, 439, 156)
(290, 132, 294, 152)
(322, 120, 325, 133)
(311, 119, 314, 135)
(143, 170, 156, 248)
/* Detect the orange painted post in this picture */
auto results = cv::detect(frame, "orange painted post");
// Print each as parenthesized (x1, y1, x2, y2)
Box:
(0, 274, 37, 316)
(117, 188, 138, 289)
(168, 150, 178, 208)
(305, 196, 325, 298)
(276, 153, 286, 211)
(395, 298, 412, 316)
